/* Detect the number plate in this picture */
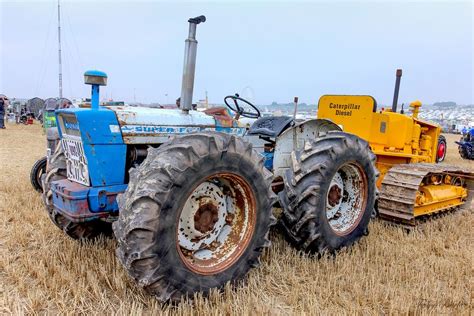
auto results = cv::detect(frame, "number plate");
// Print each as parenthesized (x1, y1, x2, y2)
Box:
(61, 137, 90, 186)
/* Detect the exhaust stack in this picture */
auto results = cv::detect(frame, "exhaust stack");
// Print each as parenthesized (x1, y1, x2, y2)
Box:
(391, 68, 402, 112)
(180, 15, 206, 113)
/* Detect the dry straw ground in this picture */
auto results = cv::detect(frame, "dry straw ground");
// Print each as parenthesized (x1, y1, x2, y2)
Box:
(0, 123, 472, 315)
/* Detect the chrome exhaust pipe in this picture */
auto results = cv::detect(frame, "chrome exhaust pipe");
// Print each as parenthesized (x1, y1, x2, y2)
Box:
(180, 15, 206, 113)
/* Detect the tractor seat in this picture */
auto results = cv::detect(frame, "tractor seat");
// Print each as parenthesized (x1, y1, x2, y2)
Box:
(248, 116, 293, 138)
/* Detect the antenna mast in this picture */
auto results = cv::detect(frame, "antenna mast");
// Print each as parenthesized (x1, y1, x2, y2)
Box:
(57, 0, 63, 98)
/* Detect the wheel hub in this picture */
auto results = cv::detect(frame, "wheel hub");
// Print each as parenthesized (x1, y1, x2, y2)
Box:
(328, 184, 342, 207)
(437, 143, 445, 159)
(194, 202, 219, 234)
(178, 182, 227, 252)
(326, 173, 344, 219)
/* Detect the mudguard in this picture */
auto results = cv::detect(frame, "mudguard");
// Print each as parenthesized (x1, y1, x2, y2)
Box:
(273, 119, 341, 179)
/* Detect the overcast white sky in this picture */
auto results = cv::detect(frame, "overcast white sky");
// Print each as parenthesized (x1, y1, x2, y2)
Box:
(0, 0, 473, 105)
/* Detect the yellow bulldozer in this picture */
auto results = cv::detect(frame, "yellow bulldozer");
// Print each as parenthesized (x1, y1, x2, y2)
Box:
(317, 69, 473, 225)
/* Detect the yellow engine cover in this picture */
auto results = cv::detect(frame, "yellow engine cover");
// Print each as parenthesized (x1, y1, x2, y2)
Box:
(317, 95, 440, 168)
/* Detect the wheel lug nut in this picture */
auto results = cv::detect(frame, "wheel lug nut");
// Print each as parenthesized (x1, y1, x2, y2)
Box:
(208, 240, 220, 250)
(181, 248, 193, 258)
(225, 213, 234, 224)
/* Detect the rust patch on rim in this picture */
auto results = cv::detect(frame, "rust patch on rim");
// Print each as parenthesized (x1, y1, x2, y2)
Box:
(176, 172, 257, 275)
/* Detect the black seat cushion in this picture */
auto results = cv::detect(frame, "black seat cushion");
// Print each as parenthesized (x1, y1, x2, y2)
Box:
(248, 116, 293, 138)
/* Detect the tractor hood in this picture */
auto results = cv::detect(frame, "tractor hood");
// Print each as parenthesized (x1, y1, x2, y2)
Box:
(108, 105, 215, 128)
(106, 105, 246, 144)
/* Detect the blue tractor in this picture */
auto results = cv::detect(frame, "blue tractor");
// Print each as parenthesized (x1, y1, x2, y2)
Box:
(42, 16, 377, 302)
(456, 128, 474, 160)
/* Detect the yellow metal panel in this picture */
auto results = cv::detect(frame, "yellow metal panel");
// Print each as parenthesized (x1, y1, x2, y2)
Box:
(384, 112, 413, 150)
(367, 112, 388, 147)
(414, 184, 468, 217)
(418, 184, 467, 203)
(415, 119, 440, 163)
(413, 198, 465, 217)
(317, 95, 376, 140)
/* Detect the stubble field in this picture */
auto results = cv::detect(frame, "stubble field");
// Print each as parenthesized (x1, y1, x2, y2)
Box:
(0, 123, 472, 315)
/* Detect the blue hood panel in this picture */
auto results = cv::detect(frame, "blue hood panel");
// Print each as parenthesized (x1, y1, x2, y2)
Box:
(57, 107, 123, 145)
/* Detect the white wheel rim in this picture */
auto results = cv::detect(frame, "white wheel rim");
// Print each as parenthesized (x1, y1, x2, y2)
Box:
(177, 174, 256, 275)
(326, 163, 367, 235)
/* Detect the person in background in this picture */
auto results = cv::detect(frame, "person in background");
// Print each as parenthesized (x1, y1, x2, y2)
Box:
(0, 97, 5, 129)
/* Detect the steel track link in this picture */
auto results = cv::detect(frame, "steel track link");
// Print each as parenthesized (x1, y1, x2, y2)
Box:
(378, 163, 474, 225)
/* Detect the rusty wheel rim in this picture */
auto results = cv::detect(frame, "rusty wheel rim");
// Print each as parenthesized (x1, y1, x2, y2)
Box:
(326, 162, 368, 236)
(177, 173, 257, 275)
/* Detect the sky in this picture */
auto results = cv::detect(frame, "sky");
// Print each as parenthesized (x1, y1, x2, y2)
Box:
(0, 0, 473, 105)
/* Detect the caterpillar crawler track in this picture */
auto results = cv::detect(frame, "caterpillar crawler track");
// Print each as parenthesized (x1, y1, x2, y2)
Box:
(378, 163, 474, 226)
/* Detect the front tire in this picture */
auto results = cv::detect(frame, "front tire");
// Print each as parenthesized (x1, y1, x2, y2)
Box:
(41, 145, 112, 239)
(279, 132, 377, 254)
(113, 133, 276, 303)
(30, 156, 47, 192)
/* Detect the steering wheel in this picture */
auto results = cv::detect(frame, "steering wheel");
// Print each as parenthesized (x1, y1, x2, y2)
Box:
(224, 94, 261, 119)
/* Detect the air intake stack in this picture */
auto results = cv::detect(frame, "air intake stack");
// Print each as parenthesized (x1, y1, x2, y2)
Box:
(84, 70, 108, 111)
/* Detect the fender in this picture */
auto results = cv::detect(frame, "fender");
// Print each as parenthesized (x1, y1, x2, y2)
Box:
(273, 119, 341, 179)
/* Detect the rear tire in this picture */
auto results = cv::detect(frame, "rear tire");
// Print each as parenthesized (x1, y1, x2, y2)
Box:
(279, 131, 377, 254)
(42, 145, 112, 239)
(30, 156, 47, 192)
(436, 135, 447, 163)
(113, 133, 276, 302)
